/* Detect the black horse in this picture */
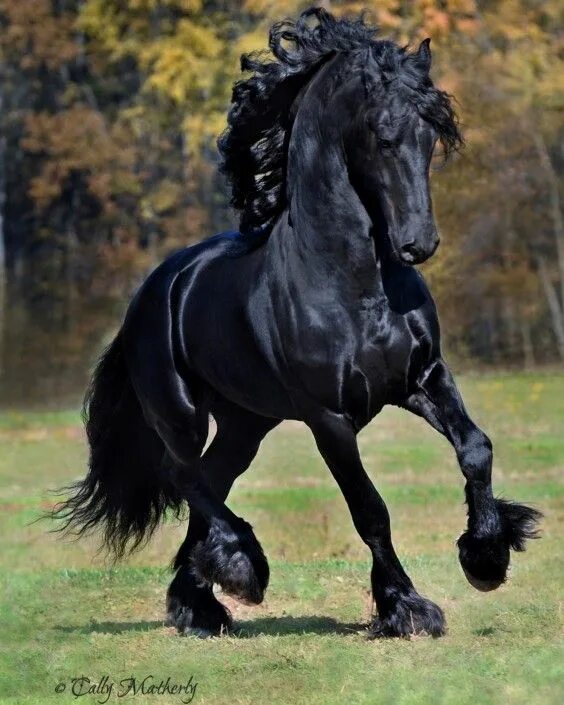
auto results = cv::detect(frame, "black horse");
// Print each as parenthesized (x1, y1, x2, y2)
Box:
(54, 9, 541, 638)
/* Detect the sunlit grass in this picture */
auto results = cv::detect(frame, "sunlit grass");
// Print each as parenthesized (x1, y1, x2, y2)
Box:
(0, 373, 562, 704)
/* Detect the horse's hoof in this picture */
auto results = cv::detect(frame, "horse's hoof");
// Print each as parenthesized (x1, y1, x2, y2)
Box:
(457, 530, 510, 591)
(369, 591, 446, 638)
(461, 567, 504, 592)
(191, 518, 269, 605)
(166, 592, 232, 637)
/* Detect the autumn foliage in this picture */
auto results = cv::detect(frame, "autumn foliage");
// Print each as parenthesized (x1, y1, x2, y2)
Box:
(0, 1, 562, 404)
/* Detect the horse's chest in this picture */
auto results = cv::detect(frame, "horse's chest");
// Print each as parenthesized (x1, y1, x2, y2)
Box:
(284, 302, 415, 419)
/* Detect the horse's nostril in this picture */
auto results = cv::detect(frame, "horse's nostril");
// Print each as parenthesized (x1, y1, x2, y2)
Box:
(400, 241, 418, 262)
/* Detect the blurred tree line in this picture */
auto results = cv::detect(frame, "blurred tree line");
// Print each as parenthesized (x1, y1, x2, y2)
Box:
(0, 0, 562, 406)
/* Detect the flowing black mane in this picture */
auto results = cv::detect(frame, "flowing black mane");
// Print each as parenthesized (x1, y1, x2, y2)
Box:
(218, 7, 462, 238)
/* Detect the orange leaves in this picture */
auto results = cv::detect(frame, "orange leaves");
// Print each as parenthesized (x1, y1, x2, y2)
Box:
(410, 1, 481, 42)
(22, 106, 139, 212)
(0, 0, 78, 70)
(421, 7, 451, 39)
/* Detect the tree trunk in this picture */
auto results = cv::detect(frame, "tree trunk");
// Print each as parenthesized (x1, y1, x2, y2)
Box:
(0, 91, 6, 381)
(533, 132, 564, 315)
(65, 185, 80, 334)
(536, 255, 564, 360)
(520, 319, 535, 369)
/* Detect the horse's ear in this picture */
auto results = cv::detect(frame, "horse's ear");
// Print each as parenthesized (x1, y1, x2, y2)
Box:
(413, 38, 432, 74)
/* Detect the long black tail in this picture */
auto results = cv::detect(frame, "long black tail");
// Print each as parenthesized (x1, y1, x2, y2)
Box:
(52, 331, 185, 559)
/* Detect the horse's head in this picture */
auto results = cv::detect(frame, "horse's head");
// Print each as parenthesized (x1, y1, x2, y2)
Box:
(337, 40, 462, 265)
(219, 8, 462, 263)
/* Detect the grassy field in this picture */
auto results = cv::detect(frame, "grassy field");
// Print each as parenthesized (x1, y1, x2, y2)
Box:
(0, 373, 562, 705)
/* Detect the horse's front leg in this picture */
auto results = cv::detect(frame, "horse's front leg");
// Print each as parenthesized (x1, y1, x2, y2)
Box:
(309, 410, 445, 637)
(405, 358, 541, 591)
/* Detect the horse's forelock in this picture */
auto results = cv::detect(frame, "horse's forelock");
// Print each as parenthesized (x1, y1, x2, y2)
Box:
(365, 43, 463, 159)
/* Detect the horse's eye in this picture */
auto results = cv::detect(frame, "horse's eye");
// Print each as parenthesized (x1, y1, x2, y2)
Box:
(378, 139, 394, 150)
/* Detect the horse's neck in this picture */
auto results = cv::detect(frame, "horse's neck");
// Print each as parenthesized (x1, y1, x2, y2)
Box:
(266, 143, 383, 294)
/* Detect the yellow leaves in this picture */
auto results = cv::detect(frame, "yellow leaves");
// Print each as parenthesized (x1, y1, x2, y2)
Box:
(536, 60, 564, 110)
(183, 111, 226, 157)
(243, 0, 301, 15)
(482, 0, 545, 44)
(234, 27, 268, 60)
(140, 180, 184, 218)
(479, 32, 564, 119)
(77, 0, 124, 57)
(81, 1, 226, 106)
(173, 17, 222, 57)
(127, 0, 203, 10)
(142, 17, 222, 104)
(78, 2, 231, 154)
(78, 1, 206, 62)
(446, 0, 477, 13)
(146, 48, 203, 103)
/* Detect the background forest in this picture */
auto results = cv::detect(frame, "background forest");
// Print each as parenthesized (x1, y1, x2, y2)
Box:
(0, 0, 562, 406)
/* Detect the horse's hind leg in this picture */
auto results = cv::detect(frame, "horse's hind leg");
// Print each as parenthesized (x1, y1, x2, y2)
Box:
(404, 358, 541, 591)
(165, 401, 279, 635)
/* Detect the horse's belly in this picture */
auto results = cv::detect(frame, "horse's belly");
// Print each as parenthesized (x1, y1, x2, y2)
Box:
(186, 326, 296, 419)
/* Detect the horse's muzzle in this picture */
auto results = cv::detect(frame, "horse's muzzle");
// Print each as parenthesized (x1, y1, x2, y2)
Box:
(398, 235, 440, 265)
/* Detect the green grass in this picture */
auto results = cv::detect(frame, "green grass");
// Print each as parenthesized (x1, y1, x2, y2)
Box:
(0, 373, 563, 704)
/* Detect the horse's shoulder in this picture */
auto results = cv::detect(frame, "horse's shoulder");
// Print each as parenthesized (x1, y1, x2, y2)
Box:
(132, 230, 241, 295)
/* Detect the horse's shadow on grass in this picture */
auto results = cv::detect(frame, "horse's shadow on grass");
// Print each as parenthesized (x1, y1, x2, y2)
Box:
(55, 616, 366, 637)
(233, 616, 365, 637)
(55, 620, 164, 635)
